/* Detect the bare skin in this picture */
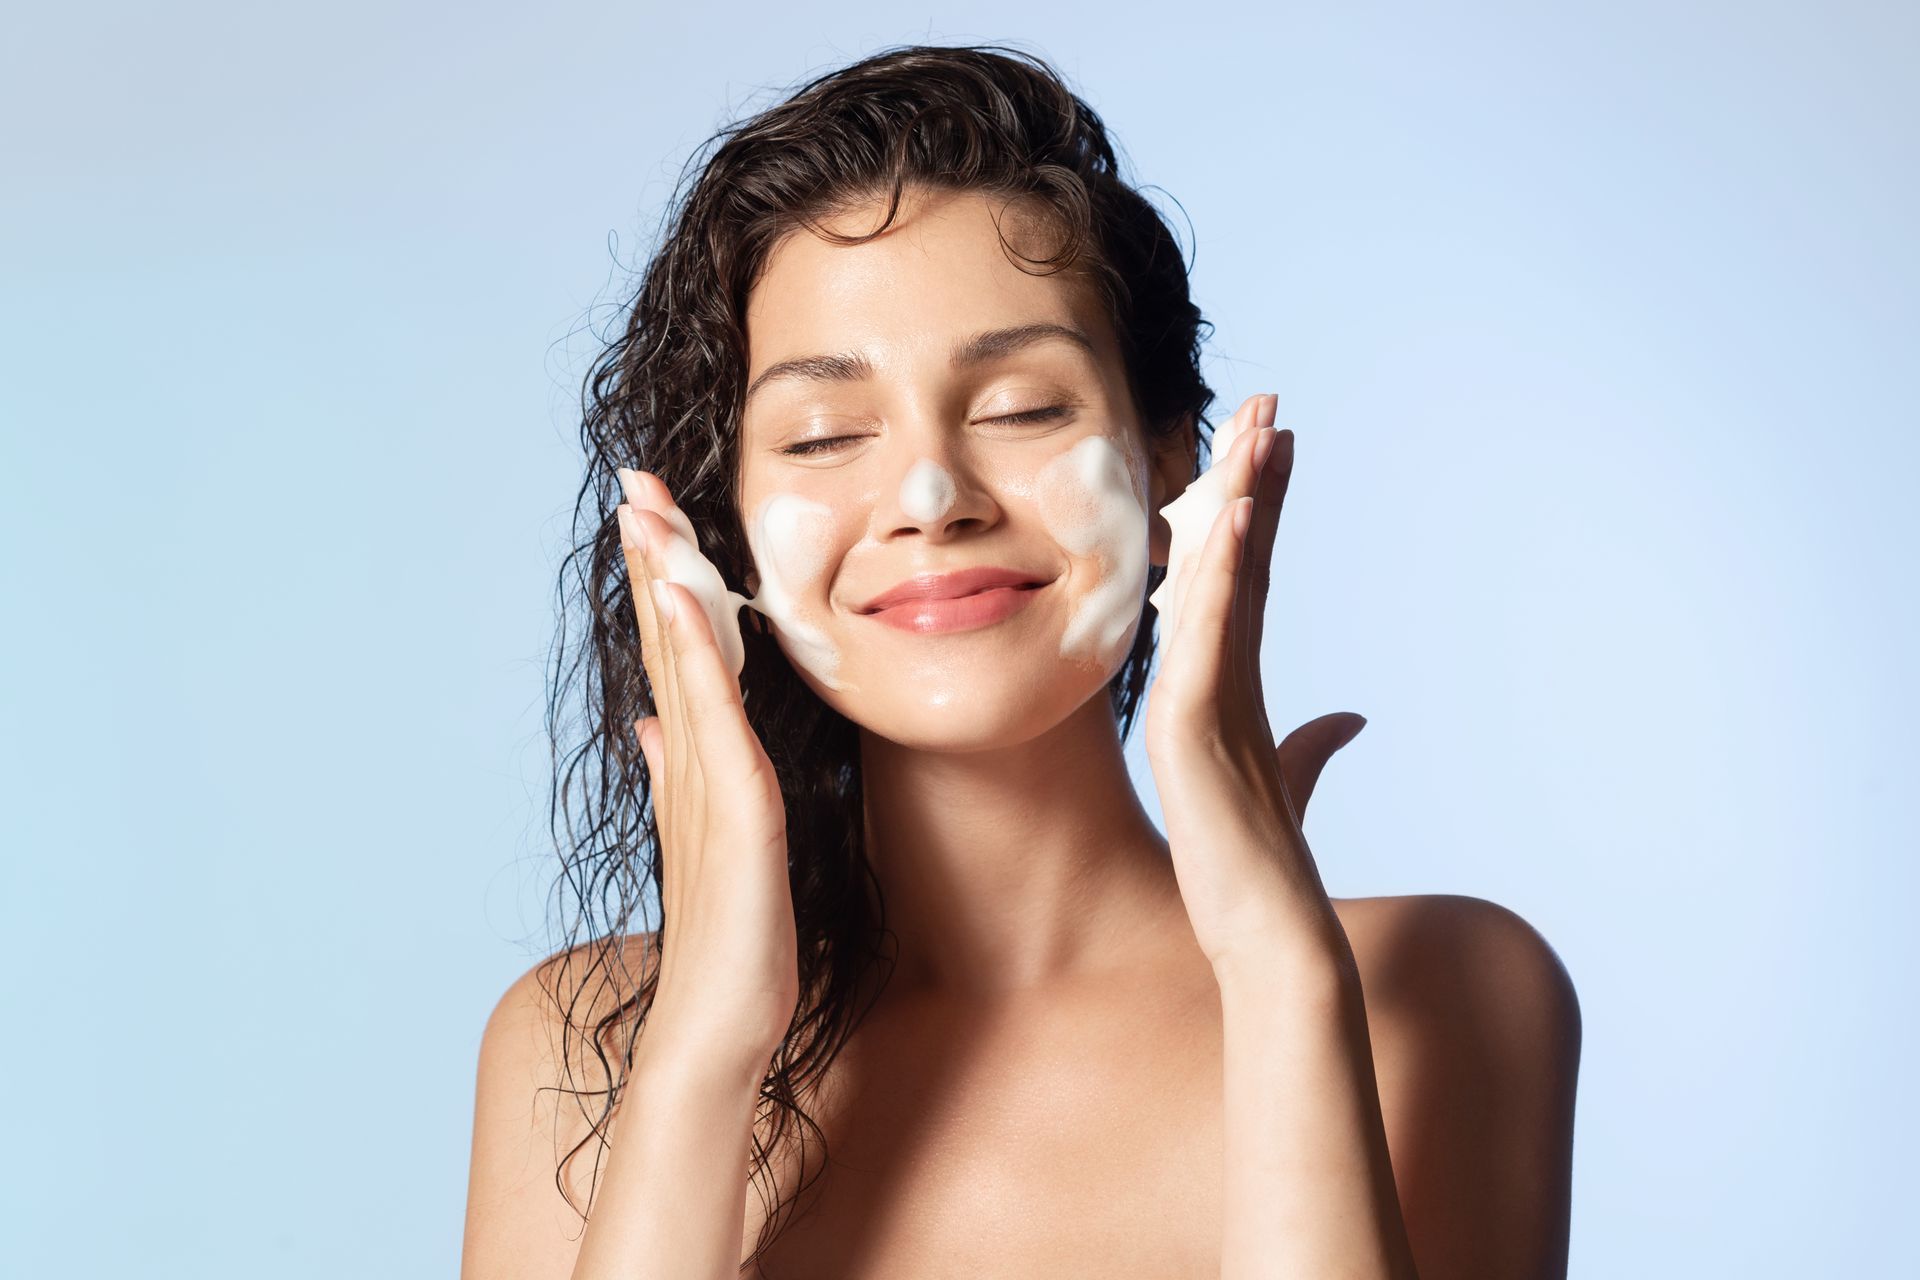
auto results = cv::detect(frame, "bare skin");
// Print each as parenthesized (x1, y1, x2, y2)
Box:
(461, 186, 1580, 1278)
(728, 890, 1581, 1277)
(467, 893, 1578, 1278)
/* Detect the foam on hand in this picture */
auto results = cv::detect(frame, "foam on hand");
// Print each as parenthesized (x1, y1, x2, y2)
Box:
(616, 468, 850, 697)
(616, 468, 757, 686)
(1146, 401, 1257, 640)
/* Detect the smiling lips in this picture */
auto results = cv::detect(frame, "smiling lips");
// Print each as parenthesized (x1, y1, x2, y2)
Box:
(857, 567, 1050, 634)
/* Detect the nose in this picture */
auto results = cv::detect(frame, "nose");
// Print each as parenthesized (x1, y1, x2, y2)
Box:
(868, 427, 1001, 544)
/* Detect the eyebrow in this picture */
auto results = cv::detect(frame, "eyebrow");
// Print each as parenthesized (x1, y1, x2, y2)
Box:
(743, 321, 1097, 407)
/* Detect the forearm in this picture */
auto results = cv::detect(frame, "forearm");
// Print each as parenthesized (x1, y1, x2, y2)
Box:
(1215, 941, 1419, 1280)
(567, 1031, 765, 1280)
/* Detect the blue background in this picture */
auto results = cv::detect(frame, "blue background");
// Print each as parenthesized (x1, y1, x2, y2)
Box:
(4, 3, 1913, 1274)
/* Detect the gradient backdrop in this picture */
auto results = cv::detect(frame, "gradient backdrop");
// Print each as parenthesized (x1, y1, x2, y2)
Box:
(3, 3, 1914, 1275)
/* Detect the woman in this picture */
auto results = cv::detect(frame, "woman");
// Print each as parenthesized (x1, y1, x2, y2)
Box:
(462, 43, 1580, 1279)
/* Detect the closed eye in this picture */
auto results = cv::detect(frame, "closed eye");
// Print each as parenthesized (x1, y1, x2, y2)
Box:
(779, 405, 1073, 457)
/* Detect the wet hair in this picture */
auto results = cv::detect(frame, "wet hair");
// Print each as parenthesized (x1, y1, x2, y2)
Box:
(538, 41, 1217, 1271)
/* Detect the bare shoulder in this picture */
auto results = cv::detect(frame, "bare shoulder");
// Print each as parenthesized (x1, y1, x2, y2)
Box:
(1335, 893, 1581, 1034)
(1333, 895, 1581, 1279)
(461, 932, 660, 1280)
(473, 931, 662, 1100)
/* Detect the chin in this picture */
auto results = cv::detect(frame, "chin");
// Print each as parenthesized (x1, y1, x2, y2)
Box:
(789, 646, 1122, 752)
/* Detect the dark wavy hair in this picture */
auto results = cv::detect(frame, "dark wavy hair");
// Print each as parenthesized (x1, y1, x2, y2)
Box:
(537, 41, 1218, 1272)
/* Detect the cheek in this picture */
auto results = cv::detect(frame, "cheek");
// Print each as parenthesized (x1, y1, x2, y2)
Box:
(1035, 435, 1151, 666)
(742, 483, 848, 596)
(742, 489, 857, 690)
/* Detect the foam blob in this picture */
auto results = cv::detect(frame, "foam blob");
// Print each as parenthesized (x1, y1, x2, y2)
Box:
(616, 468, 754, 680)
(615, 468, 850, 697)
(740, 490, 850, 691)
(898, 458, 957, 525)
(1146, 402, 1258, 640)
(1035, 434, 1150, 669)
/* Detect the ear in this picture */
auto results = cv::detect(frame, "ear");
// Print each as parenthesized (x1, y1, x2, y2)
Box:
(1146, 410, 1199, 568)
(742, 567, 768, 633)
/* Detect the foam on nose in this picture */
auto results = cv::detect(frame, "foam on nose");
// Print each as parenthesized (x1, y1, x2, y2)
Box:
(899, 458, 957, 525)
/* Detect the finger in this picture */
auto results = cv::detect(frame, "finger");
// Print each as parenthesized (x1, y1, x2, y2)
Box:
(1208, 408, 1267, 700)
(625, 469, 765, 811)
(1275, 712, 1366, 825)
(1213, 391, 1268, 455)
(620, 499, 706, 840)
(636, 713, 693, 956)
(1172, 491, 1255, 705)
(633, 714, 671, 843)
(616, 504, 672, 704)
(648, 573, 766, 787)
(620, 467, 699, 546)
(629, 506, 701, 799)
(633, 714, 662, 786)
(618, 466, 701, 685)
(1232, 396, 1279, 695)
(1243, 417, 1292, 682)
(616, 469, 672, 688)
(619, 502, 700, 811)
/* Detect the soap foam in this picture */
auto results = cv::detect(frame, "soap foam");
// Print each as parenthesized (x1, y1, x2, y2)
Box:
(616, 468, 851, 698)
(619, 428, 1158, 707)
(1035, 434, 1150, 670)
(741, 490, 850, 691)
(898, 458, 957, 525)
(1146, 401, 1255, 640)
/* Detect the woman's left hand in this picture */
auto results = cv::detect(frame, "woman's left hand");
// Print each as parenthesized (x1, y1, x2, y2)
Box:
(1142, 396, 1367, 978)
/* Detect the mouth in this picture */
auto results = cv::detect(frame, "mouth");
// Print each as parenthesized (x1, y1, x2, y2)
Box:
(855, 566, 1052, 615)
(860, 580, 1049, 635)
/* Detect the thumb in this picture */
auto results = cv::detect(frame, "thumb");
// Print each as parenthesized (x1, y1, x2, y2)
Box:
(633, 716, 663, 780)
(1275, 712, 1367, 824)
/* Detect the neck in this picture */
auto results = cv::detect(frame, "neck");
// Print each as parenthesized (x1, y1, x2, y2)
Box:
(855, 692, 1185, 998)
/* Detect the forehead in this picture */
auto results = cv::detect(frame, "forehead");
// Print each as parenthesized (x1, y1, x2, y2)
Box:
(744, 188, 1110, 377)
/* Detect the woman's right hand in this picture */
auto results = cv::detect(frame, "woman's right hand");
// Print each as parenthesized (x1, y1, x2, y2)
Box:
(615, 469, 799, 1077)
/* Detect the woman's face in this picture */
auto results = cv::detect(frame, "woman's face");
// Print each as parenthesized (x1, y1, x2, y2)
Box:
(734, 187, 1181, 750)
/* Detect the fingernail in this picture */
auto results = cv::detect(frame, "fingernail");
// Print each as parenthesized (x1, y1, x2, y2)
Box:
(615, 466, 646, 508)
(1253, 429, 1276, 469)
(617, 504, 647, 554)
(649, 578, 677, 625)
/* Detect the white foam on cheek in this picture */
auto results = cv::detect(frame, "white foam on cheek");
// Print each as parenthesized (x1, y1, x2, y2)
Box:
(614, 469, 850, 697)
(1146, 403, 1253, 639)
(898, 458, 956, 524)
(740, 491, 850, 691)
(1036, 435, 1149, 668)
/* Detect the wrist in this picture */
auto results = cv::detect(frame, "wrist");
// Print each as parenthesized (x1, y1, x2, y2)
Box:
(634, 1000, 780, 1095)
(1209, 919, 1360, 1009)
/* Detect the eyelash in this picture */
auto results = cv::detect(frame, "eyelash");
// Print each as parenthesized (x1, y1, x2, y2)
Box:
(780, 405, 1072, 457)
